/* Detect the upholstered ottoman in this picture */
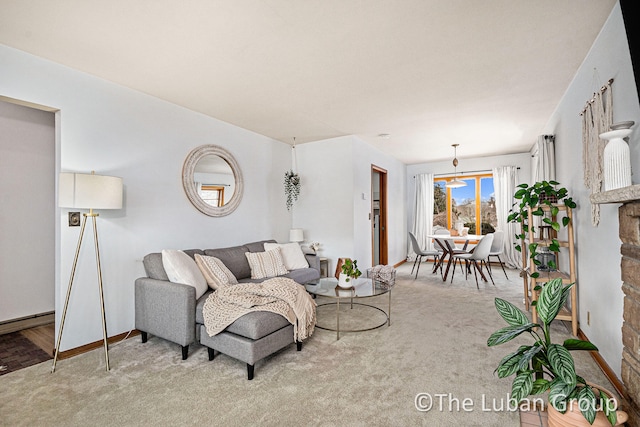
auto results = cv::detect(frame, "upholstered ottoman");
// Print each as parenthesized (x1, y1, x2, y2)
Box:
(199, 311, 301, 380)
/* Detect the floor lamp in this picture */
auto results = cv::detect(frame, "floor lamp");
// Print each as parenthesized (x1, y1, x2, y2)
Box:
(52, 171, 123, 373)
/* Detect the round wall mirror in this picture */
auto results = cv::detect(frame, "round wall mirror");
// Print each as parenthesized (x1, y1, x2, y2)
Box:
(182, 145, 243, 217)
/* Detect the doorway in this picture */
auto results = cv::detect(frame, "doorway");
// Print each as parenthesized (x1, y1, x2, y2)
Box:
(0, 99, 56, 359)
(371, 165, 388, 266)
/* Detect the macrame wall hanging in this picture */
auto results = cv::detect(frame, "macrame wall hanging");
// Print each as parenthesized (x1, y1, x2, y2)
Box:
(581, 73, 613, 226)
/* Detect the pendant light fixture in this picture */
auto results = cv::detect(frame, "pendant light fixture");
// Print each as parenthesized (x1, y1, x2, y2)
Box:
(446, 144, 467, 188)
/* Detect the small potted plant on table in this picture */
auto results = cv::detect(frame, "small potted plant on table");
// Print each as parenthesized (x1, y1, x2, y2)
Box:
(338, 258, 362, 288)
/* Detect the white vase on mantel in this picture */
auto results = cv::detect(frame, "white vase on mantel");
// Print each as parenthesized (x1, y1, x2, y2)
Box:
(600, 125, 633, 191)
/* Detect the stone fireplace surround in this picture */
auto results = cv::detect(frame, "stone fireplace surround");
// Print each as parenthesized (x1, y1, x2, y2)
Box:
(591, 184, 640, 426)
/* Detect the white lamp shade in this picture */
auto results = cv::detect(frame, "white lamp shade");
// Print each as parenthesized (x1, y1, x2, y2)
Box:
(59, 172, 123, 209)
(289, 228, 304, 242)
(446, 179, 467, 188)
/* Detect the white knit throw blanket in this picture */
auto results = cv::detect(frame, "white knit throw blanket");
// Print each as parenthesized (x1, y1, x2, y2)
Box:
(369, 265, 396, 286)
(202, 277, 316, 342)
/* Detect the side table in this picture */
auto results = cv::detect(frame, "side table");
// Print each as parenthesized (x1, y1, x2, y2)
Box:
(319, 257, 329, 278)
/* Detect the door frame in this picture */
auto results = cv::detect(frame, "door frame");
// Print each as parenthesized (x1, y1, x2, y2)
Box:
(371, 165, 388, 265)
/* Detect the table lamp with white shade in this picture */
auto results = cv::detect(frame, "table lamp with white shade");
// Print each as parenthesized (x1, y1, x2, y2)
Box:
(52, 171, 123, 373)
(289, 228, 304, 243)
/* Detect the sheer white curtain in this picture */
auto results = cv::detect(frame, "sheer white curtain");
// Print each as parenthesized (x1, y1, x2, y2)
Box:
(408, 173, 434, 260)
(492, 166, 521, 269)
(531, 135, 555, 182)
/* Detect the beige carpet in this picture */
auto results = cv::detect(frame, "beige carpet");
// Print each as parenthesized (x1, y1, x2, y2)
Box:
(0, 263, 614, 426)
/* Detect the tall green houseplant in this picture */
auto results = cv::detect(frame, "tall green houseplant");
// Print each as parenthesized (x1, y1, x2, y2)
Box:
(488, 278, 621, 426)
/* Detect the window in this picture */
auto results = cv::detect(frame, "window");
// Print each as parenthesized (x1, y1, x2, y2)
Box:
(433, 174, 496, 235)
(200, 185, 225, 207)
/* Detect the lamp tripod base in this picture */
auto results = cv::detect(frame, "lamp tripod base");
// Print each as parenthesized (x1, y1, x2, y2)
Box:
(51, 212, 110, 372)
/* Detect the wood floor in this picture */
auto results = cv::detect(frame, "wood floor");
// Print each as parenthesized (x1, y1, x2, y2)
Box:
(18, 323, 55, 357)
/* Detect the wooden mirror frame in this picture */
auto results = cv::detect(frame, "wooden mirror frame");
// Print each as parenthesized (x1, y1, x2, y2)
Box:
(182, 145, 243, 217)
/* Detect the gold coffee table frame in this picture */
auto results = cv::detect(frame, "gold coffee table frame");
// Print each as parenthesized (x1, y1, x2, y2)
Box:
(305, 277, 392, 340)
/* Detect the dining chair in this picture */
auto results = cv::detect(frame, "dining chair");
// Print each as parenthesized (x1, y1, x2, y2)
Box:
(434, 228, 467, 275)
(487, 230, 509, 279)
(431, 228, 450, 276)
(408, 232, 440, 279)
(450, 233, 495, 288)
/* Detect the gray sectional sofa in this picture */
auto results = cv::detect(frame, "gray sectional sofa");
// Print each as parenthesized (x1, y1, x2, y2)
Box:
(134, 239, 320, 379)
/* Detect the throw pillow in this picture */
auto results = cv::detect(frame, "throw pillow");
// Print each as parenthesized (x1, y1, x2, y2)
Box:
(161, 250, 209, 299)
(194, 254, 238, 290)
(245, 247, 288, 279)
(263, 242, 309, 270)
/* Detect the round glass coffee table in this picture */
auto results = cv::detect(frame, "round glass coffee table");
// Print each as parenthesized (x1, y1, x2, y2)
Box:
(305, 277, 392, 340)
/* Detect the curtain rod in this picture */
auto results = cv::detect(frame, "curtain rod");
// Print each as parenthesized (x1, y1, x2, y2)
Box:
(412, 167, 520, 178)
(430, 167, 519, 178)
(580, 78, 614, 116)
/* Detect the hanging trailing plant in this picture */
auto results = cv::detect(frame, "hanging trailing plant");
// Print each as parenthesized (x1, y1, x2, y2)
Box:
(284, 169, 300, 210)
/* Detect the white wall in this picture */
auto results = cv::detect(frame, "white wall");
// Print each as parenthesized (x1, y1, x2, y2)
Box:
(293, 136, 407, 273)
(0, 100, 55, 322)
(406, 152, 532, 244)
(0, 44, 292, 350)
(353, 137, 407, 268)
(542, 2, 640, 378)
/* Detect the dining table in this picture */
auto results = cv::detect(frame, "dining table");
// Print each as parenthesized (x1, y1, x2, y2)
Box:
(426, 233, 485, 281)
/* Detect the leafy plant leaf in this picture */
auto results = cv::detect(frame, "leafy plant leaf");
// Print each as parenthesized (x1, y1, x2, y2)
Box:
(496, 350, 525, 378)
(560, 283, 574, 308)
(511, 371, 534, 403)
(494, 298, 529, 326)
(531, 378, 550, 395)
(577, 385, 596, 424)
(563, 339, 598, 351)
(517, 344, 542, 371)
(547, 344, 577, 388)
(487, 323, 536, 347)
(601, 389, 618, 426)
(537, 278, 564, 324)
(549, 378, 574, 412)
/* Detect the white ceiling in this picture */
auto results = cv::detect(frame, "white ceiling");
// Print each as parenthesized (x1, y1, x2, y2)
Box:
(0, 0, 617, 164)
